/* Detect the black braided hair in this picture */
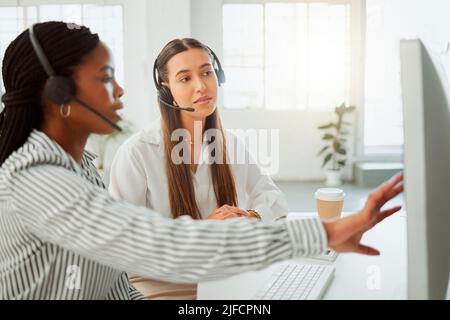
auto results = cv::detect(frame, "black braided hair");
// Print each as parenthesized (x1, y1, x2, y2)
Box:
(0, 21, 99, 165)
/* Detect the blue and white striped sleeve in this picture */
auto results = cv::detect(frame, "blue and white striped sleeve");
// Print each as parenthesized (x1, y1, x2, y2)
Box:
(10, 165, 328, 284)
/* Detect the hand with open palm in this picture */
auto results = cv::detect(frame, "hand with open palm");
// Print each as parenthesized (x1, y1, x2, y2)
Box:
(323, 173, 404, 255)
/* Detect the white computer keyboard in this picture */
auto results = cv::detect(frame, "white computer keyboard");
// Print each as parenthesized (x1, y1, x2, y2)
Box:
(254, 263, 335, 300)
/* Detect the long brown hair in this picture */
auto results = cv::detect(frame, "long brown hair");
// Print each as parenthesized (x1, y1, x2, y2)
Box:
(154, 38, 237, 219)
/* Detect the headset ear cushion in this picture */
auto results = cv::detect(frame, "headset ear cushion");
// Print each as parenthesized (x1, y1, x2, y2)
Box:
(158, 86, 174, 104)
(215, 68, 226, 86)
(44, 76, 76, 105)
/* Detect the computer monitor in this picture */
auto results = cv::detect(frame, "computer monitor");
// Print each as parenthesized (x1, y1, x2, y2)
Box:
(400, 39, 450, 299)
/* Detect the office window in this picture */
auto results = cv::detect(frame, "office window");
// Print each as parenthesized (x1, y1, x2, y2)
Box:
(223, 1, 351, 111)
(0, 3, 123, 104)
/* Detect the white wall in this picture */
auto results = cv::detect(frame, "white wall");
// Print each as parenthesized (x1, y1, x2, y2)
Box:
(363, 0, 450, 154)
(365, 0, 450, 92)
(121, 0, 191, 129)
(120, 0, 153, 129)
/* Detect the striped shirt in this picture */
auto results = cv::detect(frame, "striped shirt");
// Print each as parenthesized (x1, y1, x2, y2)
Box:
(0, 130, 328, 299)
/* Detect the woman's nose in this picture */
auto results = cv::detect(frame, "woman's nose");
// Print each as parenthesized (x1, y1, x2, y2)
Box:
(194, 77, 207, 92)
(115, 80, 124, 99)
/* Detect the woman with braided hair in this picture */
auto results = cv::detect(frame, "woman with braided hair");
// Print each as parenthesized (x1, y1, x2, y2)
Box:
(0, 21, 403, 299)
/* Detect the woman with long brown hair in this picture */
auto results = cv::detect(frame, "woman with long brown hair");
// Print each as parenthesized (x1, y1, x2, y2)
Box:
(110, 39, 288, 219)
(109, 38, 290, 299)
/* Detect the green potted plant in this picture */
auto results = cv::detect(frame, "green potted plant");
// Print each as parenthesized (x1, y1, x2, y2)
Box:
(317, 103, 355, 186)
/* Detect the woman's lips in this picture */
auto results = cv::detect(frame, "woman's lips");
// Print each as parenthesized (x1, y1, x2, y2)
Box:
(111, 104, 124, 120)
(111, 111, 123, 122)
(194, 97, 212, 105)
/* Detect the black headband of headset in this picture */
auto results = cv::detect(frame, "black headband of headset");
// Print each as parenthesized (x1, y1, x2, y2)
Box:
(207, 46, 224, 76)
(29, 24, 56, 77)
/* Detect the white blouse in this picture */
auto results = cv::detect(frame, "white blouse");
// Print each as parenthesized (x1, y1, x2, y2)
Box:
(108, 119, 289, 221)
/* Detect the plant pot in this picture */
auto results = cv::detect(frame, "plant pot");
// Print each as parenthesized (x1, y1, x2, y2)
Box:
(325, 169, 343, 187)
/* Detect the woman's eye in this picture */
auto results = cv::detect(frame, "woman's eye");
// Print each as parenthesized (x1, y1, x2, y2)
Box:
(180, 76, 190, 83)
(103, 76, 114, 83)
(202, 70, 213, 76)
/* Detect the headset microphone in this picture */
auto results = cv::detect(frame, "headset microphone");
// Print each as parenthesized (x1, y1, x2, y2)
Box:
(72, 97, 122, 130)
(29, 23, 122, 132)
(157, 99, 195, 112)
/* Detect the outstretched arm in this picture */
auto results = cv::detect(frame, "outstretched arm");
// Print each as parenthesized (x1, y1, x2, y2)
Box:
(11, 165, 328, 284)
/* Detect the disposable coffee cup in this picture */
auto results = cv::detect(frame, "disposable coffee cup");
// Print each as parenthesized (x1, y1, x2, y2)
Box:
(314, 188, 345, 220)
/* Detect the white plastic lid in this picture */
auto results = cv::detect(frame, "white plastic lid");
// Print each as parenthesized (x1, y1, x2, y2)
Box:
(314, 188, 346, 201)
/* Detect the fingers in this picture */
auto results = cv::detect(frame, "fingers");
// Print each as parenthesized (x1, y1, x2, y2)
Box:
(222, 212, 243, 219)
(376, 205, 402, 223)
(365, 174, 404, 212)
(213, 205, 246, 216)
(208, 211, 241, 220)
(378, 183, 404, 210)
(383, 184, 404, 200)
(356, 244, 380, 256)
(376, 172, 403, 198)
(215, 205, 231, 214)
(227, 208, 249, 216)
(208, 205, 250, 220)
(217, 205, 247, 215)
(383, 172, 404, 190)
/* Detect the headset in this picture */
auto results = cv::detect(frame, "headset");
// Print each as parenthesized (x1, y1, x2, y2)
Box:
(28, 24, 122, 131)
(153, 46, 226, 112)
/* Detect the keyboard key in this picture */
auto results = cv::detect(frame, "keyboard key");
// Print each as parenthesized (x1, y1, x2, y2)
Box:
(254, 263, 335, 300)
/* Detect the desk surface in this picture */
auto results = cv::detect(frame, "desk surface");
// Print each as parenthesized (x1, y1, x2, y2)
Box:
(198, 211, 408, 300)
